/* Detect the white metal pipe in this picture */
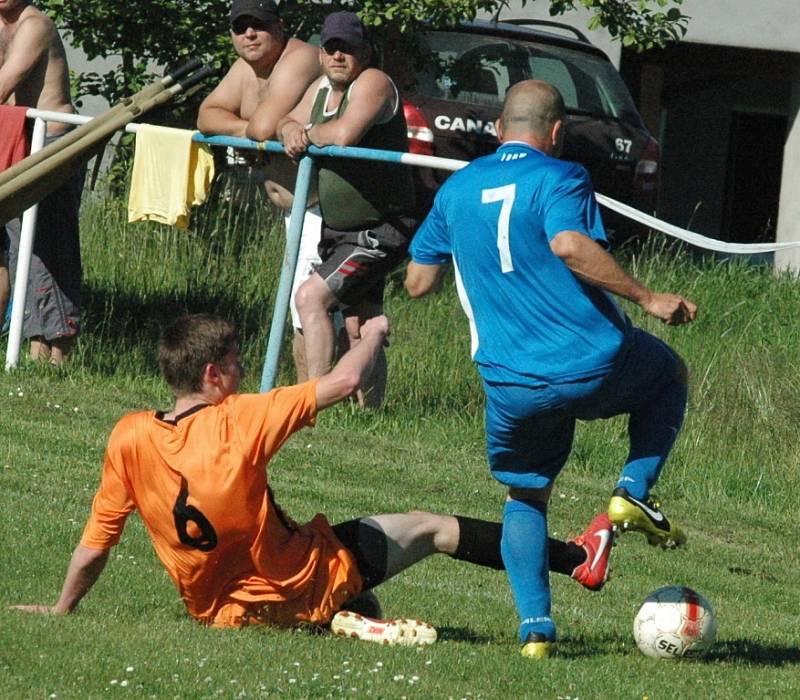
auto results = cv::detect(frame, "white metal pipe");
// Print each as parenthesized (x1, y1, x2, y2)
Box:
(23, 108, 143, 133)
(5, 117, 47, 370)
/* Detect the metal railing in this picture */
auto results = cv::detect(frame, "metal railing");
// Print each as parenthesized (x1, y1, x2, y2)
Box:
(7, 111, 800, 388)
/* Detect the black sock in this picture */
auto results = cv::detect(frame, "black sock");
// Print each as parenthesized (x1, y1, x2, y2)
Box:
(452, 516, 587, 576)
(548, 539, 586, 576)
(452, 516, 504, 569)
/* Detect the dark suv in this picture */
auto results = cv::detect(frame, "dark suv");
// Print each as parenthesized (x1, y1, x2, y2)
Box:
(395, 19, 659, 236)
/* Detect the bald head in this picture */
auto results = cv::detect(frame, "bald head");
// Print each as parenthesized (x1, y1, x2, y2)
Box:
(497, 80, 566, 152)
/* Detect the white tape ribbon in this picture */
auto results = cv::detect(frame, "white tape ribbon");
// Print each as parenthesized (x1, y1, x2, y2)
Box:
(595, 193, 800, 254)
(22, 109, 800, 255)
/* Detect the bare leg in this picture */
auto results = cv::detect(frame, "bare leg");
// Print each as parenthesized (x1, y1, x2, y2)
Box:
(0, 257, 9, 326)
(361, 511, 460, 582)
(29, 337, 52, 362)
(292, 329, 308, 383)
(295, 273, 338, 378)
(49, 336, 76, 365)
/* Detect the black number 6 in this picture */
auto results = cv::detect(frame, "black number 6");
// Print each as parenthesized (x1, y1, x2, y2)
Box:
(173, 476, 217, 551)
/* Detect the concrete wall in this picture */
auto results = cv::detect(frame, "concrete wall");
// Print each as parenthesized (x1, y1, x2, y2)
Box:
(623, 43, 795, 241)
(775, 57, 800, 272)
(497, 1, 800, 271)
(64, 44, 117, 116)
(680, 0, 799, 53)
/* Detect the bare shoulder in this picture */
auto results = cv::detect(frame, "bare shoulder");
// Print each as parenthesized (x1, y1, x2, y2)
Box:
(351, 68, 394, 98)
(17, 5, 57, 38)
(214, 57, 256, 96)
(273, 38, 320, 76)
(354, 68, 392, 90)
(282, 38, 319, 60)
(226, 57, 258, 84)
(2, 5, 60, 62)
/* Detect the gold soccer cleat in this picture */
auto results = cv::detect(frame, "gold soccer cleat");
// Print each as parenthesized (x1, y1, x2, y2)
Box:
(608, 488, 686, 549)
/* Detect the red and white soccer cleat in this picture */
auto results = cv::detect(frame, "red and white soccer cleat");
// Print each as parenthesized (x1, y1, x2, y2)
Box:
(570, 512, 614, 591)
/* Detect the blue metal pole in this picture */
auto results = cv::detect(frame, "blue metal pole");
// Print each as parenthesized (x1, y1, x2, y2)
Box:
(192, 136, 464, 391)
(259, 155, 314, 392)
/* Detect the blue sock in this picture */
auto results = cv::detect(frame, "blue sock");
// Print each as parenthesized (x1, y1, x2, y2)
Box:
(501, 498, 555, 642)
(617, 377, 687, 500)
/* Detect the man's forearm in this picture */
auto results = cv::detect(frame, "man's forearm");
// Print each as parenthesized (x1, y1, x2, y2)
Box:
(245, 111, 281, 142)
(549, 230, 697, 324)
(197, 107, 248, 138)
(334, 326, 386, 381)
(53, 544, 110, 613)
(315, 317, 389, 409)
(0, 75, 18, 104)
(549, 231, 651, 305)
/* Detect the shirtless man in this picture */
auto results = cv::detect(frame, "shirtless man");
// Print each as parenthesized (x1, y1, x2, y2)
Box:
(197, 0, 325, 381)
(1, 0, 82, 363)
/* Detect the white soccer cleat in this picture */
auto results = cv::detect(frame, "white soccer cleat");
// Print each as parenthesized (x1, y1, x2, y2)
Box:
(330, 611, 437, 646)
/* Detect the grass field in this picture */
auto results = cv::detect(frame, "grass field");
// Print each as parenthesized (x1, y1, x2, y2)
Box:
(1, 190, 799, 699)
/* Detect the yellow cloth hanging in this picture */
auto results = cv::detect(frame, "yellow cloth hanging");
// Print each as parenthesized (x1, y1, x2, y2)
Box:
(128, 124, 215, 230)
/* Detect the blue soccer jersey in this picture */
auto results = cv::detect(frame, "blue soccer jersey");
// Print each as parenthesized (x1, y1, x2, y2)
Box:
(410, 141, 631, 385)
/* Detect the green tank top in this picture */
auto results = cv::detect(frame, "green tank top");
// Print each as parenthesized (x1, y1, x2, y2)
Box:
(310, 76, 416, 230)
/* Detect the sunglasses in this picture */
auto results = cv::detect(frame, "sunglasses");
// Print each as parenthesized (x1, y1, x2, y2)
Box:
(321, 40, 361, 56)
(231, 17, 274, 35)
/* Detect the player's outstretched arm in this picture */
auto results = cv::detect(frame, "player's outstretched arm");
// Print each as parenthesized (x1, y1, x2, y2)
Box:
(315, 315, 389, 410)
(549, 230, 697, 325)
(12, 544, 110, 616)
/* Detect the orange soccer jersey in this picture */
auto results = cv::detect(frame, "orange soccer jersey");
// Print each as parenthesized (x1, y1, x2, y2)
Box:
(80, 381, 363, 627)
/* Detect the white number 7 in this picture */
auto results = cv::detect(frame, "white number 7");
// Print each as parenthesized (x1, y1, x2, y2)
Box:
(481, 184, 516, 273)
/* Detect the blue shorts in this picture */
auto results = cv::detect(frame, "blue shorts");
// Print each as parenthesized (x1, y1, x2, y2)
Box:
(484, 329, 682, 489)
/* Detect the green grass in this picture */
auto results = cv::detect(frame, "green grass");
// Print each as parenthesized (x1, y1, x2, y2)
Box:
(1, 192, 799, 698)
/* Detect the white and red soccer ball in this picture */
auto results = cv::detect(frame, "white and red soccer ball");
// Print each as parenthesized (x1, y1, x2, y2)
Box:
(633, 585, 717, 659)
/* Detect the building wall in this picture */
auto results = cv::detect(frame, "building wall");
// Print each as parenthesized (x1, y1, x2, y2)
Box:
(622, 43, 795, 242)
(679, 0, 799, 53)
(499, 1, 800, 269)
(775, 57, 800, 272)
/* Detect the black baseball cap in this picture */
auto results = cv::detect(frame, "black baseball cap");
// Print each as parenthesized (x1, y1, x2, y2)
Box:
(230, 0, 280, 26)
(319, 11, 370, 49)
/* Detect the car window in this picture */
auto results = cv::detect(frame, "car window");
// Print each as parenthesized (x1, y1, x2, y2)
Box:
(415, 30, 642, 125)
(528, 55, 577, 106)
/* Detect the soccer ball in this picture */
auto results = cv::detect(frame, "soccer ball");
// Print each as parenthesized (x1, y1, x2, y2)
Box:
(633, 586, 717, 659)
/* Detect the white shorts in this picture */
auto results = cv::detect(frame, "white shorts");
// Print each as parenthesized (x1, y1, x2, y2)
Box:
(285, 206, 322, 329)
